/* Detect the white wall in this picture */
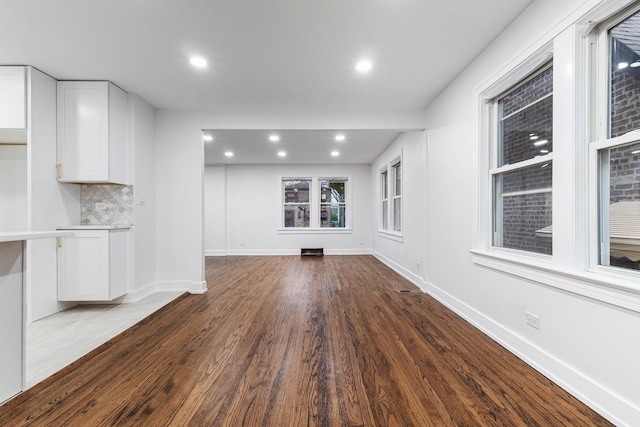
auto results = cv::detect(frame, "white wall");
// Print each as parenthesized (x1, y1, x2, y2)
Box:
(0, 145, 27, 231)
(204, 166, 226, 255)
(404, 0, 640, 424)
(129, 95, 157, 297)
(371, 131, 428, 286)
(205, 164, 371, 255)
(155, 108, 424, 288)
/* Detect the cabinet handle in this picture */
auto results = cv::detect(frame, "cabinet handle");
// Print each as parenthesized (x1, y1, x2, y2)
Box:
(57, 237, 62, 248)
(56, 163, 62, 179)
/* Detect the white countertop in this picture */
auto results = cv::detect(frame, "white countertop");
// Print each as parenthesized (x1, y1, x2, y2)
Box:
(57, 225, 132, 230)
(0, 230, 74, 243)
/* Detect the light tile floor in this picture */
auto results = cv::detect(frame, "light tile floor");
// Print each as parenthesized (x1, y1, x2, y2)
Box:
(26, 292, 184, 388)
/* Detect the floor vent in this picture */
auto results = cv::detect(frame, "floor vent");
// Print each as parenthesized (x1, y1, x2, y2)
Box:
(301, 248, 324, 257)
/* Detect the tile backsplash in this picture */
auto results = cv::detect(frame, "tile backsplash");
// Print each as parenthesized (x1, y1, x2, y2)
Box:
(81, 185, 133, 225)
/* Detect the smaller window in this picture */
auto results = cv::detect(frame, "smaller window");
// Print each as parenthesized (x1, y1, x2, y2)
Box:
(283, 179, 310, 228)
(381, 169, 389, 229)
(392, 161, 402, 232)
(319, 178, 347, 228)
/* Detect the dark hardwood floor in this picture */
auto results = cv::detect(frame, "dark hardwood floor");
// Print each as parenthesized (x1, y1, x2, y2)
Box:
(0, 256, 610, 426)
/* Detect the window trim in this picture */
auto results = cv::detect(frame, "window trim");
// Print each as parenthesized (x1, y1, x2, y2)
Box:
(279, 175, 352, 233)
(392, 160, 402, 232)
(377, 151, 403, 239)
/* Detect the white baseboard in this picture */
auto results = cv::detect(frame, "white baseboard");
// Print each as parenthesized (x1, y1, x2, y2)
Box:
(123, 280, 208, 303)
(422, 280, 639, 427)
(205, 250, 227, 256)
(223, 248, 372, 256)
(372, 250, 426, 290)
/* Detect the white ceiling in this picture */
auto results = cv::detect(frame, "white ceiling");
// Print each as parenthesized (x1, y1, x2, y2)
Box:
(1, 0, 534, 163)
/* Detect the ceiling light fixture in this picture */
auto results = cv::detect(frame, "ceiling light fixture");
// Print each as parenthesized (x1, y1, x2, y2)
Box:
(278, 151, 287, 157)
(355, 60, 372, 73)
(224, 151, 234, 157)
(335, 134, 346, 142)
(331, 151, 340, 157)
(190, 57, 207, 68)
(269, 135, 280, 142)
(203, 135, 213, 142)
(533, 139, 549, 146)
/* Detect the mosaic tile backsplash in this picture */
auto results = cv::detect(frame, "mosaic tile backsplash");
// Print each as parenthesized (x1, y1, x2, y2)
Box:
(81, 185, 134, 225)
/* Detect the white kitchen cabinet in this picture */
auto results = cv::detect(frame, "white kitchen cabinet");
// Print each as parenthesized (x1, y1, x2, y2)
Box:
(57, 81, 128, 184)
(57, 229, 127, 301)
(0, 66, 26, 129)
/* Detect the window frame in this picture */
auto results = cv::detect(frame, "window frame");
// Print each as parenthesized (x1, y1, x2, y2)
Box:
(471, 0, 640, 313)
(378, 152, 403, 241)
(392, 160, 402, 232)
(282, 178, 312, 229)
(587, 4, 640, 279)
(278, 175, 352, 234)
(318, 177, 348, 229)
(380, 167, 389, 230)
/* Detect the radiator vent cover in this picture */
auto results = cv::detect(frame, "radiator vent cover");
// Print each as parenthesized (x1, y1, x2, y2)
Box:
(301, 248, 324, 257)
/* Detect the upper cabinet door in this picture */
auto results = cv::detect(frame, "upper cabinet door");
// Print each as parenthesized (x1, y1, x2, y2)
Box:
(0, 67, 26, 129)
(57, 81, 128, 184)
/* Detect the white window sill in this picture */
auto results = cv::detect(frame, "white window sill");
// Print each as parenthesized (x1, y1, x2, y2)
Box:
(277, 228, 353, 234)
(471, 249, 640, 313)
(377, 229, 403, 242)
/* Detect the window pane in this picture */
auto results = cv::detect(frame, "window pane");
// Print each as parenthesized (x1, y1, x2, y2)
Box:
(601, 142, 640, 270)
(393, 198, 401, 231)
(320, 204, 346, 228)
(284, 204, 310, 228)
(393, 164, 402, 196)
(320, 179, 345, 203)
(498, 66, 553, 166)
(382, 200, 388, 229)
(283, 180, 310, 203)
(494, 162, 553, 254)
(610, 11, 640, 138)
(381, 171, 388, 199)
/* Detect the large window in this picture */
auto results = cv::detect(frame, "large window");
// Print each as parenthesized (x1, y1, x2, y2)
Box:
(379, 154, 402, 236)
(592, 8, 640, 272)
(381, 169, 389, 229)
(319, 178, 346, 228)
(491, 64, 553, 255)
(283, 179, 310, 228)
(392, 161, 402, 232)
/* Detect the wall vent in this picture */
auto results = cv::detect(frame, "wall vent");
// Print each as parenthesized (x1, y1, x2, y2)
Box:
(301, 248, 324, 257)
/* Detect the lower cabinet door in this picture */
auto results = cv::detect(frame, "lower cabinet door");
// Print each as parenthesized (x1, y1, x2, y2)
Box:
(58, 230, 110, 300)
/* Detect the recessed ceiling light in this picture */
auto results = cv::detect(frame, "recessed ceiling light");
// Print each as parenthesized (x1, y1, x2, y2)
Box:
(190, 57, 207, 68)
(269, 135, 280, 142)
(203, 135, 213, 142)
(618, 62, 629, 70)
(355, 60, 372, 73)
(533, 139, 549, 146)
(224, 151, 234, 157)
(331, 151, 340, 157)
(278, 151, 287, 157)
(335, 134, 346, 142)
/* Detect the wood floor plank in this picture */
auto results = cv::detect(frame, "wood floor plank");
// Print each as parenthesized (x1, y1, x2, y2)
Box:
(0, 255, 612, 426)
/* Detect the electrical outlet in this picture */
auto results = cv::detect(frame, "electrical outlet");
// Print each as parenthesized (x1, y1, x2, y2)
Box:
(526, 312, 540, 329)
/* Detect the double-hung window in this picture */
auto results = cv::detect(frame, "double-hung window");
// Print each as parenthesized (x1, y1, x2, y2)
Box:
(319, 178, 346, 228)
(490, 64, 554, 255)
(591, 7, 640, 273)
(381, 169, 389, 229)
(283, 179, 311, 228)
(392, 161, 402, 232)
(379, 154, 402, 236)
